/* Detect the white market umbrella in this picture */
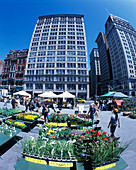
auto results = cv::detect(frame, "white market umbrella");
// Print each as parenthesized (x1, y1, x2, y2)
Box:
(38, 91, 58, 98)
(13, 90, 31, 98)
(57, 91, 75, 98)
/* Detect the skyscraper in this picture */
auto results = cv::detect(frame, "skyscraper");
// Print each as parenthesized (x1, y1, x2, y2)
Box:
(95, 32, 112, 94)
(105, 15, 136, 96)
(24, 14, 89, 99)
(90, 48, 101, 97)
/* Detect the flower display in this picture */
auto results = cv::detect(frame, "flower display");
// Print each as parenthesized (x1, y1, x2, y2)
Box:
(0, 108, 22, 117)
(16, 113, 40, 121)
(5, 119, 27, 129)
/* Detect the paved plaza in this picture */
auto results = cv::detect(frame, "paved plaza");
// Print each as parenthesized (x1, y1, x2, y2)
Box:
(0, 101, 136, 170)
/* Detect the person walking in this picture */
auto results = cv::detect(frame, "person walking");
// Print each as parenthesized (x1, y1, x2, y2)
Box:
(11, 97, 16, 109)
(29, 99, 35, 111)
(42, 104, 49, 124)
(108, 108, 120, 137)
(88, 104, 97, 125)
(25, 99, 29, 112)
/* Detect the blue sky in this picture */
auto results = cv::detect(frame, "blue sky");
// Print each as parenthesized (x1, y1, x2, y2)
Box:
(0, 0, 136, 62)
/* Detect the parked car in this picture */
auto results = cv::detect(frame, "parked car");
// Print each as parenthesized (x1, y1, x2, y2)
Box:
(76, 98, 86, 103)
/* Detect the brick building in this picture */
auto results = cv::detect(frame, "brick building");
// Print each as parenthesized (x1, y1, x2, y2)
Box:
(1, 49, 28, 93)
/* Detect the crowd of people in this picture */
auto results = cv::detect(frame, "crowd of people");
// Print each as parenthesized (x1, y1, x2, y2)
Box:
(2, 95, 121, 138)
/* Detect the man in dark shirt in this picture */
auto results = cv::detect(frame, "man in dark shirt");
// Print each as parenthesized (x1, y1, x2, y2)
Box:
(88, 104, 96, 125)
(11, 97, 16, 109)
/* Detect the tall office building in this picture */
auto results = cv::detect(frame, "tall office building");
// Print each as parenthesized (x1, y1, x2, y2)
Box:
(1, 49, 28, 93)
(90, 48, 101, 97)
(95, 32, 112, 94)
(24, 14, 89, 99)
(105, 15, 136, 96)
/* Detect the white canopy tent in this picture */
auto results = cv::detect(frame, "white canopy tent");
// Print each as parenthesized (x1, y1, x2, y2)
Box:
(57, 91, 75, 98)
(38, 91, 58, 98)
(13, 90, 31, 98)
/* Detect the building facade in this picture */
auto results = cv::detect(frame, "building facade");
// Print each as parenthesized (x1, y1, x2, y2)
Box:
(105, 15, 136, 96)
(24, 14, 89, 99)
(0, 60, 4, 85)
(1, 49, 28, 93)
(95, 32, 112, 94)
(90, 48, 101, 97)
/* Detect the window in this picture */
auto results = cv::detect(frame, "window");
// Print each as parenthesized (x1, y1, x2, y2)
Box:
(37, 57, 45, 62)
(46, 69, 54, 74)
(67, 63, 76, 68)
(78, 84, 87, 90)
(58, 36, 66, 39)
(46, 63, 55, 68)
(38, 51, 46, 56)
(39, 46, 46, 51)
(56, 69, 65, 74)
(67, 51, 76, 55)
(56, 84, 64, 90)
(49, 41, 56, 45)
(47, 51, 55, 55)
(40, 41, 47, 45)
(57, 57, 65, 61)
(57, 51, 65, 55)
(56, 63, 65, 67)
(58, 45, 66, 49)
(30, 52, 37, 57)
(47, 57, 55, 61)
(45, 84, 53, 89)
(67, 84, 76, 90)
(36, 70, 44, 75)
(35, 84, 43, 89)
(37, 63, 44, 68)
(26, 84, 33, 89)
(48, 46, 56, 50)
(58, 41, 66, 44)
(67, 46, 75, 50)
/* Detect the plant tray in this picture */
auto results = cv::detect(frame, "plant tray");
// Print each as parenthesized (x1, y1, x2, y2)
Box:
(46, 122, 68, 127)
(25, 156, 47, 165)
(92, 162, 116, 170)
(48, 160, 73, 167)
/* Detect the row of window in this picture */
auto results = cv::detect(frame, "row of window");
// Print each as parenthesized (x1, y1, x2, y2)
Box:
(27, 69, 87, 75)
(30, 50, 86, 57)
(28, 56, 86, 62)
(31, 45, 85, 51)
(26, 83, 87, 90)
(28, 63, 86, 68)
(33, 36, 84, 41)
(25, 76, 87, 82)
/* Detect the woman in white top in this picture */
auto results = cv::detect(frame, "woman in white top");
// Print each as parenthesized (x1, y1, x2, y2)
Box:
(108, 108, 120, 137)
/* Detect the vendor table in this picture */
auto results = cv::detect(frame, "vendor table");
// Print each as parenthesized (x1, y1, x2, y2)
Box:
(14, 157, 128, 170)
(14, 158, 70, 170)
(0, 128, 21, 156)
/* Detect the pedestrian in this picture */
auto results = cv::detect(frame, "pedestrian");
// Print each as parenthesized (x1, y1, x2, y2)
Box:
(25, 98, 29, 112)
(99, 99, 103, 111)
(29, 99, 35, 111)
(94, 102, 100, 121)
(4, 97, 7, 106)
(108, 108, 120, 137)
(42, 104, 49, 124)
(88, 104, 97, 125)
(36, 100, 40, 112)
(11, 97, 16, 109)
